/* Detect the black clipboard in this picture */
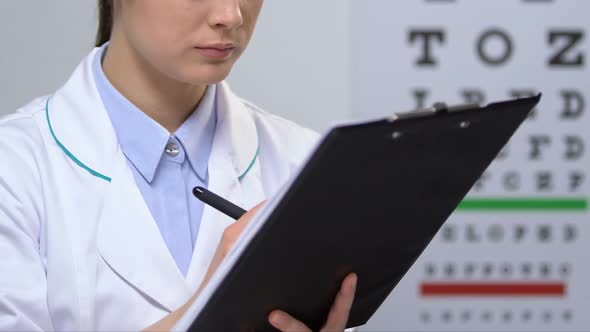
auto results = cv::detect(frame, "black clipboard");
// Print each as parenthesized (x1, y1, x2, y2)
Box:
(185, 95, 541, 331)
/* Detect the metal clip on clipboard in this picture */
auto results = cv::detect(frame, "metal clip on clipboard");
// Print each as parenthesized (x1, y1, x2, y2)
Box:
(393, 101, 481, 122)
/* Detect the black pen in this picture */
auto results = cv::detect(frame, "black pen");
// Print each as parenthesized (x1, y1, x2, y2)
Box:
(192, 186, 247, 220)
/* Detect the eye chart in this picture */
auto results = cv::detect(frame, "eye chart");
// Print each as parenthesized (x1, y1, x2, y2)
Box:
(352, 1, 589, 330)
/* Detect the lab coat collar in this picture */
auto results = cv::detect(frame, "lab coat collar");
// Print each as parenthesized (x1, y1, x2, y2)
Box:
(46, 47, 262, 310)
(47, 48, 118, 182)
(47, 48, 259, 183)
(213, 82, 260, 180)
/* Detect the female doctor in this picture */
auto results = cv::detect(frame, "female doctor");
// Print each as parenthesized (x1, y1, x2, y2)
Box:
(0, 0, 357, 331)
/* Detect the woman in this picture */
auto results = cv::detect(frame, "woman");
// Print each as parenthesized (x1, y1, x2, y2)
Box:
(0, 0, 357, 331)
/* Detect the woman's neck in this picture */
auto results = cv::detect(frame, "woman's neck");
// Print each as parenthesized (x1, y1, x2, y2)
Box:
(102, 35, 207, 134)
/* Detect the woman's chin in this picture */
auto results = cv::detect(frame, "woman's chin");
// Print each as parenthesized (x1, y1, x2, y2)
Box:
(176, 63, 234, 86)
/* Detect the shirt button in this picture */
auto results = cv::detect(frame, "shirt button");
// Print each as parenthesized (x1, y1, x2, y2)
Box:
(165, 142, 180, 157)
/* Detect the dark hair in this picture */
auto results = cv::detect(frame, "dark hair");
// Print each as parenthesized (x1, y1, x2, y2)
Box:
(96, 0, 114, 47)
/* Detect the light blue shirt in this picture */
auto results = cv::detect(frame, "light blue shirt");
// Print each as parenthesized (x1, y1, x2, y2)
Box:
(92, 44, 217, 276)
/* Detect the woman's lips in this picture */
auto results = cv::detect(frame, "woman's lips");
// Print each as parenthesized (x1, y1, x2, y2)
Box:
(195, 43, 236, 59)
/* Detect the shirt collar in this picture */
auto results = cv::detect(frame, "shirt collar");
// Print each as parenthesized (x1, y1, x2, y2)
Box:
(92, 43, 216, 183)
(175, 85, 217, 180)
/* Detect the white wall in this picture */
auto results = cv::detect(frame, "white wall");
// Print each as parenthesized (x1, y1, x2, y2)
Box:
(0, 0, 352, 132)
(229, 1, 352, 131)
(0, 0, 97, 114)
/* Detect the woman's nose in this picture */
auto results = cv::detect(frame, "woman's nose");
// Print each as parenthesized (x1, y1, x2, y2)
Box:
(208, 0, 244, 30)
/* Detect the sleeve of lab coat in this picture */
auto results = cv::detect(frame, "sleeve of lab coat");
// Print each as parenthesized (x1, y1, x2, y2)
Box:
(0, 117, 53, 331)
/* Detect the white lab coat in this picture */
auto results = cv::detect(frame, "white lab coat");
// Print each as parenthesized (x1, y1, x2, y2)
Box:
(0, 48, 319, 331)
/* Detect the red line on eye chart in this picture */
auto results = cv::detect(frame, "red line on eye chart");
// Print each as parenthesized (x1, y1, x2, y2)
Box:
(421, 282, 566, 297)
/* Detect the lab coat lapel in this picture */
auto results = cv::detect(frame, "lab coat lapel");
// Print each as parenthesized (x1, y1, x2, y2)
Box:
(97, 151, 192, 311)
(49, 47, 191, 311)
(185, 161, 239, 290)
(185, 82, 266, 289)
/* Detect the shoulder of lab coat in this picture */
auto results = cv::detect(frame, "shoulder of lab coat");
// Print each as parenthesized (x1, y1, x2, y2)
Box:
(0, 97, 54, 331)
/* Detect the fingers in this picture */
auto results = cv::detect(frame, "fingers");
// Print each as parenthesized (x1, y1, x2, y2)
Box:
(320, 273, 357, 332)
(220, 201, 266, 253)
(236, 201, 266, 227)
(268, 274, 357, 332)
(269, 310, 311, 332)
(200, 201, 266, 291)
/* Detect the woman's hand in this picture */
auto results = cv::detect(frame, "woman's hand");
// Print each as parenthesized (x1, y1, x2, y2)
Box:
(198, 202, 266, 291)
(269, 273, 358, 332)
(146, 202, 357, 332)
